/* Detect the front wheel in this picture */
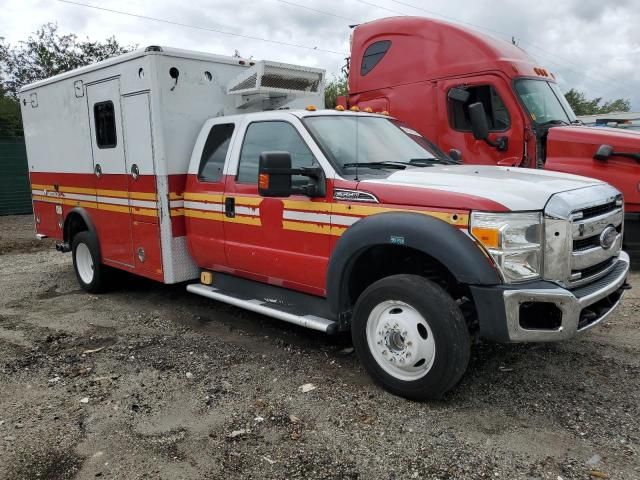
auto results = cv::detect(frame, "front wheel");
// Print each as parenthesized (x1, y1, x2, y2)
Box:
(351, 274, 471, 400)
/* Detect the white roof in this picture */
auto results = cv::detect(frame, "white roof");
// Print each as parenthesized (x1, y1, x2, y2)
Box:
(20, 46, 254, 92)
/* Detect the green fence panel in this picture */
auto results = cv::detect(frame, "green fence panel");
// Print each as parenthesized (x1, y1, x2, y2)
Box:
(0, 137, 32, 215)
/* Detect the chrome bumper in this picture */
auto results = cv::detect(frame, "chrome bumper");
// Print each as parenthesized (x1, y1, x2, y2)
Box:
(503, 251, 630, 342)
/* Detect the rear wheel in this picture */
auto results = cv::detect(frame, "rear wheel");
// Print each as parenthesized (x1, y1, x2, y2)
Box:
(351, 274, 470, 400)
(72, 231, 110, 293)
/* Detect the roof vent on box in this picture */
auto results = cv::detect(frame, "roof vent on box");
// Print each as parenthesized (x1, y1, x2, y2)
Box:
(227, 60, 324, 110)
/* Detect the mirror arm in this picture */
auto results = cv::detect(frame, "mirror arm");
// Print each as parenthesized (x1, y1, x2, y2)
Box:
(611, 151, 640, 163)
(483, 136, 509, 152)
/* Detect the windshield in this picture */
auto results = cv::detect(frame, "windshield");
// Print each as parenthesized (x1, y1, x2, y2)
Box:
(515, 79, 577, 125)
(302, 115, 452, 174)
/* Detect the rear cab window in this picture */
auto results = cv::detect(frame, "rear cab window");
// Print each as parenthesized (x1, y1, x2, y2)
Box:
(198, 123, 235, 182)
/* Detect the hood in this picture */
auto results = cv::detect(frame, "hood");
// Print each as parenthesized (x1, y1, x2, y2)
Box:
(360, 165, 603, 211)
(545, 125, 640, 208)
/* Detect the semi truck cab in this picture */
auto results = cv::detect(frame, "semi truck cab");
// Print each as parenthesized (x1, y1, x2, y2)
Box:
(344, 16, 640, 261)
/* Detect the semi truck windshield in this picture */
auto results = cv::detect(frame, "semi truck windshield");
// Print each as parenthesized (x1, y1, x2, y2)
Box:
(515, 79, 577, 125)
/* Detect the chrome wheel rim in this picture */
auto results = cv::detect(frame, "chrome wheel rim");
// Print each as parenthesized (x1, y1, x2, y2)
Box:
(76, 243, 94, 285)
(366, 300, 436, 381)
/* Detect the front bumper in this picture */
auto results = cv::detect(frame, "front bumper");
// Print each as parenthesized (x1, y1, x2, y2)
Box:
(470, 251, 630, 342)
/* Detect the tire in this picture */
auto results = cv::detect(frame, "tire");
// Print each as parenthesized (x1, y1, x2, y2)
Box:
(72, 231, 109, 293)
(351, 274, 471, 400)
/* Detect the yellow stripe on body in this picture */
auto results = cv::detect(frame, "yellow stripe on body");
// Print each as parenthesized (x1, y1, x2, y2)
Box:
(170, 208, 185, 217)
(184, 209, 225, 221)
(183, 192, 224, 203)
(32, 194, 63, 204)
(184, 209, 261, 226)
(32, 186, 157, 201)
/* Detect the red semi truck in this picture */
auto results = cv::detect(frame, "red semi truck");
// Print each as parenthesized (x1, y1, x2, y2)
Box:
(341, 17, 640, 262)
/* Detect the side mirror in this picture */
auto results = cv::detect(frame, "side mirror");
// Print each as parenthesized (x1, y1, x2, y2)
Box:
(258, 152, 293, 197)
(468, 102, 489, 141)
(468, 102, 509, 152)
(447, 87, 470, 103)
(594, 144, 613, 161)
(258, 151, 325, 198)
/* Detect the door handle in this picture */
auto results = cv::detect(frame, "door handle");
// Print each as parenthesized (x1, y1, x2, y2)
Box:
(224, 197, 235, 218)
(94, 164, 102, 178)
(131, 164, 139, 180)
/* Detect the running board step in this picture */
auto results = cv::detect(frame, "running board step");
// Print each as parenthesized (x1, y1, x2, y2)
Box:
(186, 283, 338, 334)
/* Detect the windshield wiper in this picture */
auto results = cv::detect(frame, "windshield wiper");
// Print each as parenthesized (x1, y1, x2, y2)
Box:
(538, 119, 569, 127)
(342, 161, 408, 169)
(342, 158, 452, 170)
(409, 157, 456, 166)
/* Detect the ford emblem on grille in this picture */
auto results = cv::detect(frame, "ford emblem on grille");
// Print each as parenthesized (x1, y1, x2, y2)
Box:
(599, 226, 617, 250)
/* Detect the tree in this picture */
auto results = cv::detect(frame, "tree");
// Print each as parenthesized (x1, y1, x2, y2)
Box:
(564, 88, 631, 116)
(324, 74, 348, 108)
(0, 86, 22, 137)
(0, 24, 135, 137)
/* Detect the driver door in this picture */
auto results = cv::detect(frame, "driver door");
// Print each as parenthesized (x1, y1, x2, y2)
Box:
(437, 75, 525, 166)
(223, 117, 332, 295)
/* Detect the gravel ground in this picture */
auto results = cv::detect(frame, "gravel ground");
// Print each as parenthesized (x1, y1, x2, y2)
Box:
(0, 214, 638, 480)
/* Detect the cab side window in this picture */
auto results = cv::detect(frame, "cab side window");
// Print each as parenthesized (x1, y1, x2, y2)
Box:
(361, 40, 391, 76)
(237, 121, 316, 185)
(198, 123, 235, 182)
(449, 85, 510, 132)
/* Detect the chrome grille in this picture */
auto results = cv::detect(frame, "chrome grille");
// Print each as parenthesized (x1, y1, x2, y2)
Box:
(544, 184, 624, 288)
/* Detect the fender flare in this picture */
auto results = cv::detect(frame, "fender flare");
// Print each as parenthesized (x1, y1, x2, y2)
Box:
(326, 211, 501, 317)
(63, 207, 101, 260)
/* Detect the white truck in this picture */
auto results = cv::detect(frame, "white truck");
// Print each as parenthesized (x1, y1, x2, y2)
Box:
(21, 47, 630, 399)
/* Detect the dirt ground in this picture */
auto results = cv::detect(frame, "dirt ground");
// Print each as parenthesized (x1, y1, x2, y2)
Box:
(0, 215, 638, 480)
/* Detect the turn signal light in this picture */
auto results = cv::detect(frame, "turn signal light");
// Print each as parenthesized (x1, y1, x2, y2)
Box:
(259, 173, 270, 189)
(470, 226, 500, 249)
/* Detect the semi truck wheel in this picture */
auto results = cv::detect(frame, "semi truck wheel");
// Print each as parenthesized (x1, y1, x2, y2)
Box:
(351, 274, 471, 400)
(72, 231, 109, 293)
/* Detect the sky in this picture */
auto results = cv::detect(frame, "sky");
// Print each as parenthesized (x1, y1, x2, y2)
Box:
(1, 0, 639, 110)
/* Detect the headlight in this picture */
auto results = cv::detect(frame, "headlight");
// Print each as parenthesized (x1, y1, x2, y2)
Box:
(470, 211, 542, 282)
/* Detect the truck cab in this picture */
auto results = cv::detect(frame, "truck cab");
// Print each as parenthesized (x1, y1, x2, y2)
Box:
(344, 16, 640, 261)
(183, 108, 630, 399)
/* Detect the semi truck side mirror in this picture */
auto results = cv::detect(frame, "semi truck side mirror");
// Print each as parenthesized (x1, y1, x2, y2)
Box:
(258, 152, 326, 198)
(594, 144, 614, 161)
(594, 143, 640, 163)
(468, 102, 509, 152)
(447, 87, 470, 103)
(469, 102, 489, 141)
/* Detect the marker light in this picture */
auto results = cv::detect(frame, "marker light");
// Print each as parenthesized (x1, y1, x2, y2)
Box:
(380, 110, 389, 116)
(335, 105, 345, 111)
(350, 106, 360, 112)
(305, 105, 317, 111)
(363, 107, 373, 113)
(258, 173, 269, 190)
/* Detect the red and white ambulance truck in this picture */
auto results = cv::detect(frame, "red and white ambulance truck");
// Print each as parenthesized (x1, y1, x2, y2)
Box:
(21, 47, 630, 399)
